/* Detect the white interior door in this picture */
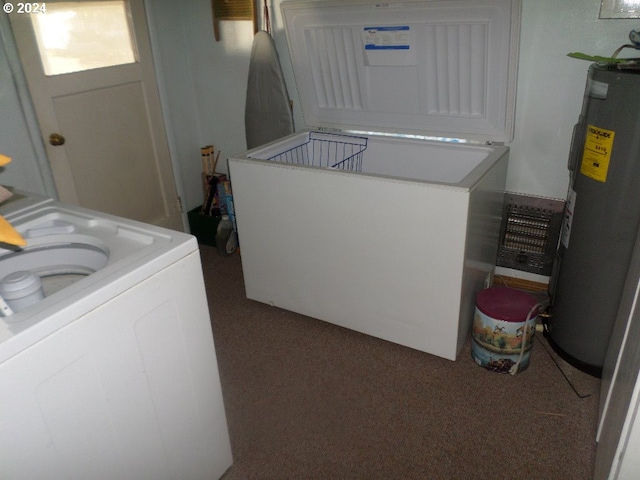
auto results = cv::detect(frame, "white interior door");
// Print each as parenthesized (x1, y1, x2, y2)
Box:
(8, 0, 183, 230)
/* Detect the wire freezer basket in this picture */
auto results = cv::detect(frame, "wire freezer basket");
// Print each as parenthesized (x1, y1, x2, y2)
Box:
(252, 132, 368, 172)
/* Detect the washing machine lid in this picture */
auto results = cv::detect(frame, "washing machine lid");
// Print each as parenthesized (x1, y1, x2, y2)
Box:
(0, 201, 198, 363)
(281, 0, 521, 144)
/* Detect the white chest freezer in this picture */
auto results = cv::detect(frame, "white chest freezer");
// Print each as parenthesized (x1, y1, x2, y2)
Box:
(229, 0, 521, 360)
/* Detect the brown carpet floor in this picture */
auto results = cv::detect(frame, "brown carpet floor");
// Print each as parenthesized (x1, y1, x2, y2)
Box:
(199, 245, 600, 480)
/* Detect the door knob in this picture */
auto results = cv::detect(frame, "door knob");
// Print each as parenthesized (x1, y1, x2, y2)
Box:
(49, 133, 65, 146)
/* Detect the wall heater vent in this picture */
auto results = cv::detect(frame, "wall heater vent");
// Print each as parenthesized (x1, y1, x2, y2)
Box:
(497, 193, 564, 276)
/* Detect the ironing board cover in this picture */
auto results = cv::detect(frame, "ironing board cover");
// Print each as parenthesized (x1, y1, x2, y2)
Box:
(245, 31, 294, 149)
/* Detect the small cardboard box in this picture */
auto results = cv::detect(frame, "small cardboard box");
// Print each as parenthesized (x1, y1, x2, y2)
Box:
(188, 206, 221, 246)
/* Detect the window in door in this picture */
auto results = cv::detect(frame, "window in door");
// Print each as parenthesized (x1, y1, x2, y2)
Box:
(30, 1, 138, 76)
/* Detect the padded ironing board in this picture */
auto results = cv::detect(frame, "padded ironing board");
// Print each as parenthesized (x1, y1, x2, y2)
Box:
(245, 31, 294, 150)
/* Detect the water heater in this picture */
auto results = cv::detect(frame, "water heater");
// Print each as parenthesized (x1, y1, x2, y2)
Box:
(549, 63, 640, 375)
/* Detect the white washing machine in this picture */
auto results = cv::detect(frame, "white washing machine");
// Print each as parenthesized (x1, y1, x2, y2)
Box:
(0, 193, 233, 480)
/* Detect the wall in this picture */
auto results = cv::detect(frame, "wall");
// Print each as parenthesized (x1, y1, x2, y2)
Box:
(0, 1, 638, 210)
(145, 0, 255, 212)
(146, 0, 292, 212)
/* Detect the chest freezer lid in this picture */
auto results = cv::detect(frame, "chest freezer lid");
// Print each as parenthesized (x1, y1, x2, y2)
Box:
(282, 0, 521, 144)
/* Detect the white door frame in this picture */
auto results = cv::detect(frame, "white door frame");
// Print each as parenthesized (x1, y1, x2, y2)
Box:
(0, 12, 57, 199)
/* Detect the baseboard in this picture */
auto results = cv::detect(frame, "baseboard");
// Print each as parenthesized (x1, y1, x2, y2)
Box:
(492, 274, 548, 293)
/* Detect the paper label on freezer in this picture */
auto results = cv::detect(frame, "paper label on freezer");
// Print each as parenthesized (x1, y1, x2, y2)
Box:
(363, 26, 410, 50)
(580, 125, 615, 182)
(362, 26, 417, 66)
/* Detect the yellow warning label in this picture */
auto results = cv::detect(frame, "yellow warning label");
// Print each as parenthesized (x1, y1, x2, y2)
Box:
(580, 125, 615, 182)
